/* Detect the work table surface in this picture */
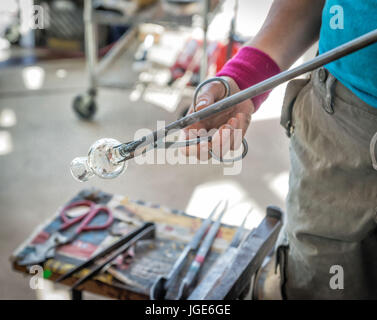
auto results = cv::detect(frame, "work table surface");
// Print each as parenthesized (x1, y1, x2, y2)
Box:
(11, 189, 237, 300)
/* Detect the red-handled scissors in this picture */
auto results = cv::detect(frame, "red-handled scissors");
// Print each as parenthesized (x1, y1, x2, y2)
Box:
(59, 200, 113, 235)
(17, 200, 113, 266)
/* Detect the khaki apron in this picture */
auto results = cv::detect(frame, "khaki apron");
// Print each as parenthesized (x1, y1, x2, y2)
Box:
(276, 68, 377, 299)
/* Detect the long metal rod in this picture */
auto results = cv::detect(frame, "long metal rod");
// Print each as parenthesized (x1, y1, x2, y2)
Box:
(118, 28, 377, 158)
(84, 0, 98, 90)
(71, 225, 155, 290)
(200, 0, 210, 82)
(55, 222, 154, 284)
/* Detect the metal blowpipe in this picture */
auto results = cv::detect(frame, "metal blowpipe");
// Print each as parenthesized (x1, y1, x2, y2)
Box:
(71, 29, 377, 182)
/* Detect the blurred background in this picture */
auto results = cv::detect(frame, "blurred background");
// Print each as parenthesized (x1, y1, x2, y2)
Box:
(0, 0, 316, 299)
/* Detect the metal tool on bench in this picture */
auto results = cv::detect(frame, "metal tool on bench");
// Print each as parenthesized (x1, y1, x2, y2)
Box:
(174, 201, 228, 300)
(70, 29, 377, 182)
(188, 208, 252, 299)
(150, 201, 222, 300)
(17, 200, 113, 266)
(56, 222, 156, 290)
(189, 206, 283, 300)
(228, 208, 252, 248)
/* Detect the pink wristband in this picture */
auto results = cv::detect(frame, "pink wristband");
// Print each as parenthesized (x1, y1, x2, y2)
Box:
(216, 46, 280, 111)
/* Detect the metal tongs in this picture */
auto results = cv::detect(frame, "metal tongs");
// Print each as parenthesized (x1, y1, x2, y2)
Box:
(72, 29, 377, 182)
(115, 29, 377, 161)
(150, 201, 228, 300)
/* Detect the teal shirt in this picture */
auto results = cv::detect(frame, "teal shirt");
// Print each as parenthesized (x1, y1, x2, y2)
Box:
(319, 0, 377, 108)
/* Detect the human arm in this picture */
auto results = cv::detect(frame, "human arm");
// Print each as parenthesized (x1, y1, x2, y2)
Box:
(182, 0, 325, 159)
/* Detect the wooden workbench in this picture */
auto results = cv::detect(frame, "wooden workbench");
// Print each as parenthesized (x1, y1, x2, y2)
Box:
(11, 189, 282, 300)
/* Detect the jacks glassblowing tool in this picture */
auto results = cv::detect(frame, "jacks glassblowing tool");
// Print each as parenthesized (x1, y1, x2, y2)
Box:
(188, 208, 252, 299)
(71, 29, 377, 182)
(150, 201, 222, 300)
(175, 201, 228, 300)
(17, 200, 113, 266)
(55, 222, 155, 290)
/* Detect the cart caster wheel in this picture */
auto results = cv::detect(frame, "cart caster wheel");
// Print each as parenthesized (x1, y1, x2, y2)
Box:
(73, 94, 97, 120)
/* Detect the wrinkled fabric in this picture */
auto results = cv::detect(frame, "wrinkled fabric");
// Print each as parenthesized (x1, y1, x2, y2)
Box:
(277, 68, 377, 299)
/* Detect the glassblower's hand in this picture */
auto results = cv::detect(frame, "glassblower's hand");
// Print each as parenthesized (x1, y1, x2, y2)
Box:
(180, 76, 254, 160)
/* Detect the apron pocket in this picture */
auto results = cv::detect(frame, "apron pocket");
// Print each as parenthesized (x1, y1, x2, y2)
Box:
(280, 78, 311, 137)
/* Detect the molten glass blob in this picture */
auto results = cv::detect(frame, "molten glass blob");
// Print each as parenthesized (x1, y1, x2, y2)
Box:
(70, 156, 94, 182)
(70, 138, 127, 182)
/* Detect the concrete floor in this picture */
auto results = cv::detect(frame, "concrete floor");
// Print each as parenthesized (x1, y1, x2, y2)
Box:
(0, 57, 290, 300)
(0, 0, 292, 299)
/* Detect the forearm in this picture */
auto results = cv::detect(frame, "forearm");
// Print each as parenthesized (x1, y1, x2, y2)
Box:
(249, 0, 325, 70)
